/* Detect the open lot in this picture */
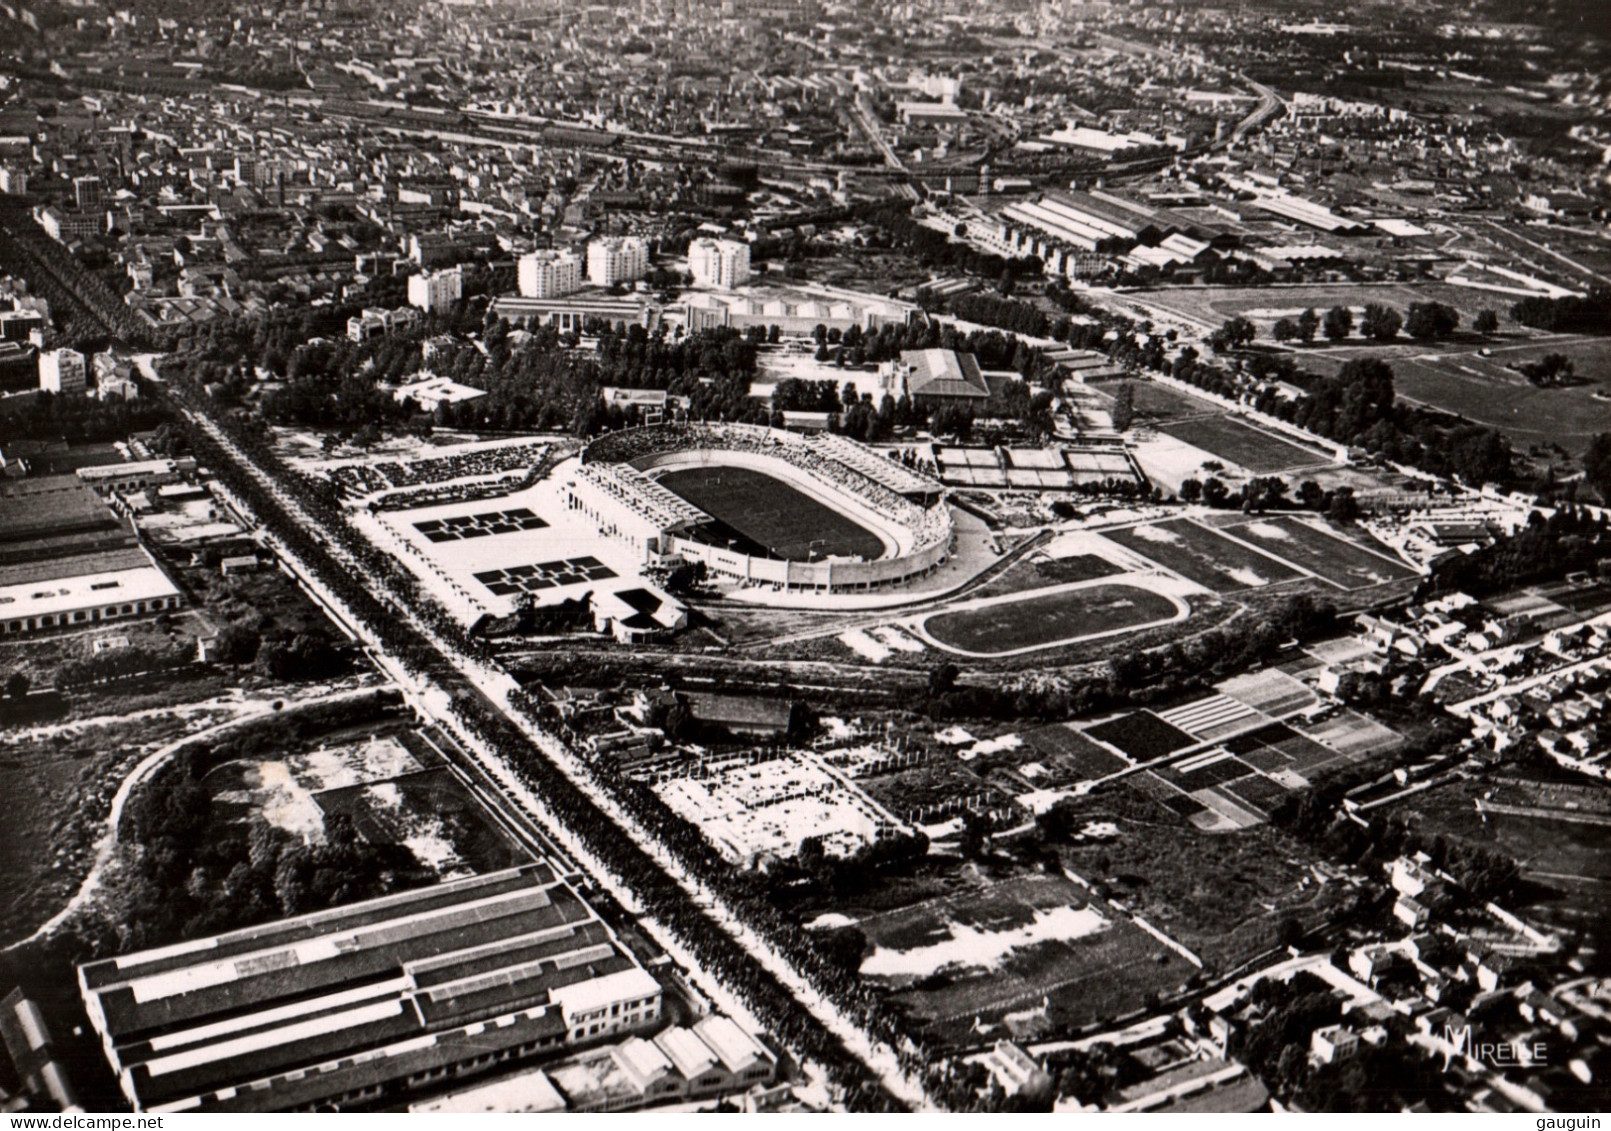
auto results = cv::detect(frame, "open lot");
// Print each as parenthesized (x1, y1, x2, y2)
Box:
(856, 874, 1186, 1042)
(1060, 794, 1343, 968)
(1101, 519, 1303, 593)
(659, 464, 887, 561)
(1021, 724, 1132, 782)
(1224, 516, 1420, 590)
(1159, 415, 1333, 474)
(317, 767, 526, 879)
(920, 583, 1183, 655)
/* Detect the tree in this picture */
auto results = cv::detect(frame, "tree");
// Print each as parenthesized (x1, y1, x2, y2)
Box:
(1297, 479, 1325, 509)
(1272, 318, 1299, 343)
(1474, 308, 1499, 335)
(1584, 433, 1611, 502)
(1210, 315, 1256, 352)
(212, 624, 261, 666)
(1327, 486, 1360, 523)
(1296, 308, 1320, 344)
(927, 662, 960, 697)
(1179, 478, 1203, 504)
(1322, 305, 1353, 342)
(1360, 303, 1402, 342)
(1110, 383, 1135, 432)
(2, 670, 28, 698)
(1405, 301, 1459, 340)
(1202, 477, 1230, 507)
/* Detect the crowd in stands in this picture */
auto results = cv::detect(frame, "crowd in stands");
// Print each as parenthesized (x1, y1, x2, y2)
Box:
(328, 442, 550, 498)
(584, 424, 953, 551)
(805, 432, 939, 496)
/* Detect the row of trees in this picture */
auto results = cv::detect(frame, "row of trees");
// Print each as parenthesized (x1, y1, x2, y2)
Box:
(161, 381, 909, 1111)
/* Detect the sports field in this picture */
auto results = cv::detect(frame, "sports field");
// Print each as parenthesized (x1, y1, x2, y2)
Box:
(1225, 517, 1419, 589)
(657, 465, 886, 561)
(1101, 519, 1303, 593)
(1159, 415, 1332, 474)
(921, 584, 1182, 654)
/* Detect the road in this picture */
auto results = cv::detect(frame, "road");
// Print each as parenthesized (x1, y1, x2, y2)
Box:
(182, 402, 933, 1109)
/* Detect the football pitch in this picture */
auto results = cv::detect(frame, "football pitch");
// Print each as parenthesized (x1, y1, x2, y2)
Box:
(657, 465, 886, 562)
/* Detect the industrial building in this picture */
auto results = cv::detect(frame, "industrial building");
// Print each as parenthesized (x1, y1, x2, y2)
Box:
(78, 865, 666, 1113)
(0, 474, 181, 636)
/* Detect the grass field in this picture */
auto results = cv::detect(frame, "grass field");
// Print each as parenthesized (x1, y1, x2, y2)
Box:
(1304, 336, 1611, 453)
(1133, 282, 1503, 331)
(921, 584, 1181, 654)
(1102, 519, 1304, 593)
(1225, 517, 1419, 589)
(657, 465, 886, 561)
(1159, 415, 1333, 474)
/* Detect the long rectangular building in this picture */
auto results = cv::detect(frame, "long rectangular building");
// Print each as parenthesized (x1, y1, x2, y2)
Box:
(78, 866, 664, 1113)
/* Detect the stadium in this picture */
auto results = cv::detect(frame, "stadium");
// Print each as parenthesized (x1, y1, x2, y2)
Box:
(572, 423, 954, 594)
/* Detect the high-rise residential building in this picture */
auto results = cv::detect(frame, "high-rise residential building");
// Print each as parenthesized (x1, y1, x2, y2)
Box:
(587, 236, 650, 288)
(73, 175, 103, 211)
(688, 238, 752, 290)
(407, 267, 463, 314)
(39, 348, 86, 395)
(519, 249, 584, 298)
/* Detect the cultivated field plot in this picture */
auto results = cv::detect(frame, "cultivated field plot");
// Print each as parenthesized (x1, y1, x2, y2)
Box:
(1101, 519, 1303, 593)
(1155, 694, 1261, 743)
(316, 767, 528, 878)
(659, 465, 886, 561)
(921, 584, 1182, 655)
(1159, 415, 1332, 474)
(1224, 722, 1345, 779)
(1539, 580, 1611, 617)
(1298, 710, 1404, 761)
(1222, 773, 1295, 818)
(1224, 517, 1419, 589)
(1020, 724, 1132, 782)
(1216, 669, 1319, 718)
(1084, 711, 1198, 762)
(1157, 749, 1255, 792)
(856, 874, 1183, 1042)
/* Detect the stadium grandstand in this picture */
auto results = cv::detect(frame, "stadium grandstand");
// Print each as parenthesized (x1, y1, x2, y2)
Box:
(78, 865, 667, 1114)
(575, 424, 953, 593)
